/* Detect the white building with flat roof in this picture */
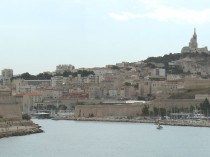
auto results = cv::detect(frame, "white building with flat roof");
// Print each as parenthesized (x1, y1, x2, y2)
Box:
(1, 69, 13, 86)
(56, 64, 75, 73)
(153, 68, 166, 77)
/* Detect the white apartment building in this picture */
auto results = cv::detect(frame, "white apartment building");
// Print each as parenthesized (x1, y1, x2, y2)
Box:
(1, 69, 13, 86)
(56, 64, 75, 73)
(16, 85, 37, 93)
(2, 69, 13, 78)
(153, 68, 166, 77)
(81, 75, 100, 84)
(116, 62, 129, 68)
(51, 76, 64, 87)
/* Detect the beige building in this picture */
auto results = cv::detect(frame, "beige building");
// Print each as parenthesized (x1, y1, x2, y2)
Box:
(89, 86, 103, 99)
(116, 62, 129, 68)
(16, 93, 43, 114)
(138, 80, 151, 97)
(56, 64, 75, 73)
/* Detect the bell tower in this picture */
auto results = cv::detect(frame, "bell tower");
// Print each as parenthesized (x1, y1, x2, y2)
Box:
(189, 28, 198, 49)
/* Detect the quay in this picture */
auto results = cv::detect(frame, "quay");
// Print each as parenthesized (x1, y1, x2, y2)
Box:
(63, 117, 210, 127)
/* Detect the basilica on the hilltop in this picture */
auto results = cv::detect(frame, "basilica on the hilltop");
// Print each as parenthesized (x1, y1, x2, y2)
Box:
(181, 28, 209, 54)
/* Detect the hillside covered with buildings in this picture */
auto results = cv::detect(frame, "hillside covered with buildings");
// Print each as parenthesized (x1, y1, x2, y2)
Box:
(1, 29, 210, 119)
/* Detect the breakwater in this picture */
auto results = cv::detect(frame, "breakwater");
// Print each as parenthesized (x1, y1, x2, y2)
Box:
(0, 120, 43, 139)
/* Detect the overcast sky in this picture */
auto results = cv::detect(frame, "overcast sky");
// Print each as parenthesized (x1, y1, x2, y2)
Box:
(1, 0, 210, 75)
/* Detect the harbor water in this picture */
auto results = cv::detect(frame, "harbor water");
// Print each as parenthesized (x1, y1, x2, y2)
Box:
(0, 119, 210, 157)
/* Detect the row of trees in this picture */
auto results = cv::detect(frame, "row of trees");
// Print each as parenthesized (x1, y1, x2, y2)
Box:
(141, 98, 210, 116)
(12, 72, 53, 80)
(200, 98, 210, 116)
(62, 70, 94, 77)
(141, 105, 166, 116)
(12, 70, 95, 80)
(145, 52, 210, 65)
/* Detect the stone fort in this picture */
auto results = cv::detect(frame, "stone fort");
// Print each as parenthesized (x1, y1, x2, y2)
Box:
(0, 87, 22, 120)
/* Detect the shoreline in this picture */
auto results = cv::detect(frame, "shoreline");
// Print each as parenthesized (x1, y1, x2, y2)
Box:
(0, 120, 44, 139)
(58, 117, 210, 128)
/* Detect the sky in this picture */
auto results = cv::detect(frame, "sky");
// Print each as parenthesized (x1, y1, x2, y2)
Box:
(1, 0, 210, 75)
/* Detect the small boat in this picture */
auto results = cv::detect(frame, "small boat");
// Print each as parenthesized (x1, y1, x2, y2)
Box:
(156, 123, 163, 129)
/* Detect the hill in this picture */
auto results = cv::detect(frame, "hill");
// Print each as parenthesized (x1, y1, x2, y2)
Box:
(144, 52, 210, 76)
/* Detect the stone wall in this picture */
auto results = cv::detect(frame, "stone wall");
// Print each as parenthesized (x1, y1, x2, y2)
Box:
(0, 97, 22, 120)
(0, 96, 16, 104)
(74, 99, 204, 118)
(151, 99, 203, 109)
(184, 78, 210, 89)
(0, 104, 22, 120)
(43, 98, 102, 107)
(75, 104, 144, 118)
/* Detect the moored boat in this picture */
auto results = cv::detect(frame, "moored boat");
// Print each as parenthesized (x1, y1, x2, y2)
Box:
(156, 123, 163, 129)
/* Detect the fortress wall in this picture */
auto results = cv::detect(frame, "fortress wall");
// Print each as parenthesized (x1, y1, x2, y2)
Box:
(184, 78, 210, 89)
(0, 97, 22, 120)
(75, 104, 144, 118)
(0, 96, 16, 104)
(151, 99, 203, 109)
(75, 99, 203, 118)
(0, 104, 22, 120)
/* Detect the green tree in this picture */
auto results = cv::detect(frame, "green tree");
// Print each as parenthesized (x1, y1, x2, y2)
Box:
(159, 108, 166, 116)
(133, 83, 139, 89)
(46, 105, 56, 110)
(77, 70, 95, 77)
(37, 72, 52, 80)
(62, 71, 72, 77)
(22, 114, 31, 120)
(137, 96, 145, 101)
(111, 65, 119, 70)
(142, 105, 149, 116)
(20, 72, 36, 80)
(124, 82, 131, 86)
(58, 104, 67, 110)
(153, 107, 159, 116)
(200, 98, 210, 115)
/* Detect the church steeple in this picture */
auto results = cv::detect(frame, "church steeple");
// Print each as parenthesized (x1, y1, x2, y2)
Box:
(189, 28, 198, 49)
(193, 28, 197, 38)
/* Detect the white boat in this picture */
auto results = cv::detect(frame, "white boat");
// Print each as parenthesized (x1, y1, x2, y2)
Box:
(156, 123, 163, 129)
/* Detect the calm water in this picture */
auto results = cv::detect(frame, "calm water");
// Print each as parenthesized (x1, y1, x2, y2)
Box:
(0, 119, 210, 157)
